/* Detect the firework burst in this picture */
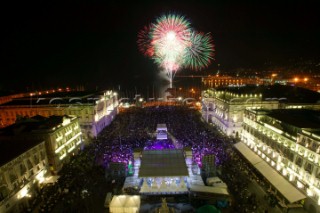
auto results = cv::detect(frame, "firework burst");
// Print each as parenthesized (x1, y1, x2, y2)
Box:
(138, 13, 215, 87)
(137, 25, 154, 57)
(184, 32, 215, 70)
(152, 14, 191, 73)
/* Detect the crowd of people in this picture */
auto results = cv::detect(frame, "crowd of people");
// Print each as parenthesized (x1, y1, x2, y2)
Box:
(26, 105, 281, 212)
(27, 148, 108, 213)
(91, 106, 231, 170)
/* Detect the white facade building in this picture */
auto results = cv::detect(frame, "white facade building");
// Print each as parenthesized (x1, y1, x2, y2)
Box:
(241, 108, 320, 212)
(0, 90, 118, 140)
(202, 88, 278, 137)
(0, 139, 48, 213)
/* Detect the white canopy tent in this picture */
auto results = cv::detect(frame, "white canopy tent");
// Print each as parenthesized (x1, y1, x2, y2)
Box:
(156, 124, 168, 140)
(124, 196, 140, 213)
(189, 184, 229, 196)
(109, 195, 141, 213)
(109, 195, 126, 213)
(234, 142, 306, 203)
(156, 124, 167, 131)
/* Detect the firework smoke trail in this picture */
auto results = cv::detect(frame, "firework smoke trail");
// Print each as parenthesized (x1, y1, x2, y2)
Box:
(138, 13, 215, 88)
(151, 14, 191, 87)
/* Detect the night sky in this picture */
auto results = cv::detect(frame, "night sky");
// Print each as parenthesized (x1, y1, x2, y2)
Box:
(1, 1, 319, 91)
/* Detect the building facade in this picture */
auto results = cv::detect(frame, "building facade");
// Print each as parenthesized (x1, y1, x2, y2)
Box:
(241, 108, 320, 212)
(0, 115, 82, 173)
(202, 75, 262, 88)
(0, 140, 48, 213)
(202, 88, 279, 137)
(0, 90, 118, 140)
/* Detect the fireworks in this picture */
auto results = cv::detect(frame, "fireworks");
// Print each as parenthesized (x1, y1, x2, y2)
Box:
(137, 25, 154, 57)
(138, 13, 215, 87)
(184, 32, 215, 71)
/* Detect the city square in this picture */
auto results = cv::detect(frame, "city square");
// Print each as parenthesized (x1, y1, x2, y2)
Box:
(1, 1, 320, 213)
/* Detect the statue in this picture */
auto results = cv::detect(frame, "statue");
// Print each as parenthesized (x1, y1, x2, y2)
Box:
(159, 198, 169, 213)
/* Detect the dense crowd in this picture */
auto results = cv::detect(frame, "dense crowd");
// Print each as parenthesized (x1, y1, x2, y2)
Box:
(26, 105, 280, 213)
(92, 106, 231, 169)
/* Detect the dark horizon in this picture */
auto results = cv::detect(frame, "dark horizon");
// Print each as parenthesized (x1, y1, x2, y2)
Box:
(1, 1, 319, 92)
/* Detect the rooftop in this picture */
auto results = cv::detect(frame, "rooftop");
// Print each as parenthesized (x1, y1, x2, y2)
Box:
(268, 109, 320, 129)
(0, 115, 76, 136)
(213, 85, 320, 103)
(0, 90, 110, 106)
(139, 149, 188, 177)
(0, 139, 44, 167)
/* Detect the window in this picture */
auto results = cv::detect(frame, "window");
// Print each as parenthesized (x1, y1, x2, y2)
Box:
(300, 137, 306, 146)
(40, 151, 45, 160)
(34, 155, 39, 164)
(308, 153, 315, 161)
(9, 172, 17, 183)
(304, 163, 313, 174)
(19, 163, 27, 176)
(316, 168, 320, 180)
(288, 152, 294, 162)
(298, 147, 305, 156)
(295, 157, 303, 167)
(26, 159, 33, 170)
(311, 141, 317, 152)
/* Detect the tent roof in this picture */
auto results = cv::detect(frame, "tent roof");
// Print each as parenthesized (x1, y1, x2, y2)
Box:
(139, 149, 188, 177)
(110, 195, 141, 208)
(157, 124, 167, 130)
(190, 185, 229, 196)
(234, 142, 306, 203)
(124, 196, 140, 207)
(110, 195, 127, 207)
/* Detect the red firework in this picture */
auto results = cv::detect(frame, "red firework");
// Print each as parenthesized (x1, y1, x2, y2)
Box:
(137, 25, 154, 57)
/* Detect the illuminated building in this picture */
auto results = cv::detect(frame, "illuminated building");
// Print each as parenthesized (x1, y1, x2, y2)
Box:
(0, 115, 82, 173)
(0, 90, 118, 140)
(202, 87, 279, 137)
(0, 139, 47, 213)
(241, 108, 320, 210)
(0, 88, 72, 105)
(0, 93, 27, 105)
(202, 75, 262, 88)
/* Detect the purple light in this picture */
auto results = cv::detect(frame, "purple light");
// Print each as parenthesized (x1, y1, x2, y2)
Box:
(144, 139, 175, 150)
